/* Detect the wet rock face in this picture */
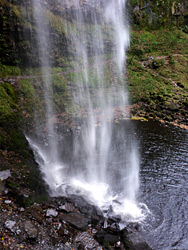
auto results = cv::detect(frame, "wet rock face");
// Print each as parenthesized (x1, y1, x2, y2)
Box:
(129, 0, 188, 29)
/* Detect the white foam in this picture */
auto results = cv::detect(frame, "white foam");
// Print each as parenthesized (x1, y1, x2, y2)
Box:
(71, 179, 146, 222)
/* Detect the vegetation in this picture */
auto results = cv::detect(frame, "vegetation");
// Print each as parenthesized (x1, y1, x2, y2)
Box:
(127, 29, 188, 126)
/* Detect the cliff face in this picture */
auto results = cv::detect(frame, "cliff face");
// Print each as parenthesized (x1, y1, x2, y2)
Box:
(0, 0, 33, 66)
(0, 0, 188, 68)
(128, 0, 188, 29)
(0, 0, 68, 67)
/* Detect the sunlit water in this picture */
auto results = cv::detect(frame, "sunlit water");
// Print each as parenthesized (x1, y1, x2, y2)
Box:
(29, 0, 143, 222)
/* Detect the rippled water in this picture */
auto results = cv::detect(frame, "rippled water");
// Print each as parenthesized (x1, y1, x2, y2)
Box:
(134, 121, 188, 250)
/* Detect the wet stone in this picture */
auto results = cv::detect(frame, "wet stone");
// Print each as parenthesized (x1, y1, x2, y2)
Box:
(104, 233, 120, 245)
(127, 230, 152, 250)
(61, 212, 89, 230)
(91, 214, 101, 225)
(95, 230, 120, 246)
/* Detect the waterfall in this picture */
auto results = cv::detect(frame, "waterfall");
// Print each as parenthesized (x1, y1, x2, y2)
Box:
(28, 0, 143, 222)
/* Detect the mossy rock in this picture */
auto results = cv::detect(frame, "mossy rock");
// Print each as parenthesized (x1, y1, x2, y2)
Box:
(0, 82, 19, 125)
(130, 45, 145, 56)
(150, 59, 165, 69)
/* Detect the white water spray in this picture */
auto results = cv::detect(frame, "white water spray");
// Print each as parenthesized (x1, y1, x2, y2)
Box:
(29, 0, 144, 222)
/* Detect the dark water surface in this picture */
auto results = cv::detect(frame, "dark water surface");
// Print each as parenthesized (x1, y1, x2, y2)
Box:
(134, 121, 188, 250)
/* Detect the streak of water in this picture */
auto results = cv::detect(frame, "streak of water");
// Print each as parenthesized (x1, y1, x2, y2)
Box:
(29, 0, 142, 221)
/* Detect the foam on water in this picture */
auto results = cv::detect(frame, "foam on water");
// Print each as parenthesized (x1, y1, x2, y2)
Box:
(70, 179, 146, 222)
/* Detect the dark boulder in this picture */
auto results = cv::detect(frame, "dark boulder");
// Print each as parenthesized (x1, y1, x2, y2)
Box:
(60, 212, 89, 231)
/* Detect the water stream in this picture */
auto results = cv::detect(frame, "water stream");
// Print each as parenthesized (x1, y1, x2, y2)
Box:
(29, 0, 142, 222)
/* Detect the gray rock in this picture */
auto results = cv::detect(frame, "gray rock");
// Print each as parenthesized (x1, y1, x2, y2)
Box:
(24, 220, 38, 239)
(95, 230, 120, 246)
(7, 78, 16, 85)
(5, 220, 16, 232)
(104, 233, 120, 245)
(0, 170, 11, 180)
(4, 200, 12, 204)
(61, 212, 89, 230)
(75, 232, 102, 250)
(46, 208, 58, 217)
(128, 231, 152, 250)
(16, 229, 22, 235)
(59, 202, 75, 213)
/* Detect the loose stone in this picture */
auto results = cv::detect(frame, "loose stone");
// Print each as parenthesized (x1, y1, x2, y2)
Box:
(0, 170, 11, 181)
(46, 208, 58, 217)
(24, 220, 38, 239)
(5, 220, 16, 232)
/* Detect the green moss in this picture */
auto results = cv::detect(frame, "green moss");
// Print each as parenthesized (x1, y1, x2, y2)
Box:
(128, 28, 188, 123)
(10, 4, 22, 19)
(46, 10, 66, 35)
(52, 75, 67, 92)
(19, 79, 34, 98)
(151, 58, 165, 68)
(0, 83, 18, 124)
(129, 0, 188, 30)
(0, 64, 22, 77)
